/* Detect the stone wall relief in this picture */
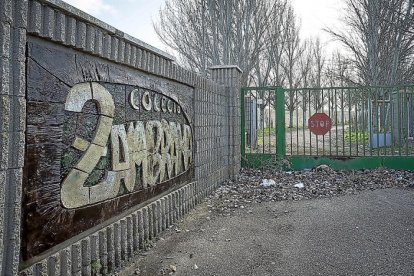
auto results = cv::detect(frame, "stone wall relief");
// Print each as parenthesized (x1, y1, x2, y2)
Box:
(61, 82, 193, 209)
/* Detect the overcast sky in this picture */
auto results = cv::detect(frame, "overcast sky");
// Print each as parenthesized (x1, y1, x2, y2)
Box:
(63, 0, 344, 55)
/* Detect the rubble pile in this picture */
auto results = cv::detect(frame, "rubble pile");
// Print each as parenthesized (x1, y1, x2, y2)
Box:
(208, 166, 414, 215)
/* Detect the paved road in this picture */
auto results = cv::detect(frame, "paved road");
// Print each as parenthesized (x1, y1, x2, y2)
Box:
(120, 188, 414, 276)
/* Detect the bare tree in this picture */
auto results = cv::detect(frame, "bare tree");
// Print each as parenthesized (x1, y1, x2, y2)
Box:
(252, 0, 290, 87)
(326, 0, 414, 86)
(155, 0, 275, 85)
(325, 51, 354, 87)
(309, 38, 327, 111)
(324, 51, 353, 122)
(248, 0, 290, 123)
(155, 0, 333, 131)
(279, 6, 305, 127)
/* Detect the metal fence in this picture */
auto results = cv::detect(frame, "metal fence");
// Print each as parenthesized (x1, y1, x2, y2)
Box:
(241, 85, 414, 170)
(241, 87, 284, 155)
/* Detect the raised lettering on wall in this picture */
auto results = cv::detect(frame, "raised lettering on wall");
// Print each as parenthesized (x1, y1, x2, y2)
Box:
(61, 83, 193, 209)
(24, 38, 195, 259)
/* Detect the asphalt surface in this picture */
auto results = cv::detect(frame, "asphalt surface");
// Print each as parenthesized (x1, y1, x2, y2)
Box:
(120, 187, 414, 276)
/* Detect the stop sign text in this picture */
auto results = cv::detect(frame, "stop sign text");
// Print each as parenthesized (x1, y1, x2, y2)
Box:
(308, 113, 332, 135)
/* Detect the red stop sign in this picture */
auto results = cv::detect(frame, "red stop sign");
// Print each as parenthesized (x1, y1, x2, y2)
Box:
(308, 113, 332, 135)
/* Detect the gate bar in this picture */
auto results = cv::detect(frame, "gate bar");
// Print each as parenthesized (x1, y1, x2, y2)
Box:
(276, 86, 286, 156)
(240, 87, 246, 159)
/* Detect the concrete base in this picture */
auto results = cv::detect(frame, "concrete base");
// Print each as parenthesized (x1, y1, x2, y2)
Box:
(20, 173, 226, 275)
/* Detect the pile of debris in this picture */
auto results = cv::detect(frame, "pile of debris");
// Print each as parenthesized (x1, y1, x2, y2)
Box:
(207, 166, 414, 215)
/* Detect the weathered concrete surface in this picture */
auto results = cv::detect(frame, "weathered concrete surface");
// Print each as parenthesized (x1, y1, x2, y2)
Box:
(120, 187, 414, 276)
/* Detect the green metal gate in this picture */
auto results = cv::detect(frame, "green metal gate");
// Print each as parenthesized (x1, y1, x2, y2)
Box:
(241, 85, 414, 171)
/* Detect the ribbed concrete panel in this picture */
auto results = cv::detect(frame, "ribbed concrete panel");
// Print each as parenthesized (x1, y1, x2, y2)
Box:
(0, 0, 28, 275)
(8, 0, 242, 275)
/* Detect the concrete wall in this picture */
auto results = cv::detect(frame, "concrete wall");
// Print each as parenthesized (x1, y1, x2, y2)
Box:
(0, 0, 241, 275)
(0, 0, 28, 275)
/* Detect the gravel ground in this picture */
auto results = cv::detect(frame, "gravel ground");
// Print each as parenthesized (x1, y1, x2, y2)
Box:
(208, 166, 414, 215)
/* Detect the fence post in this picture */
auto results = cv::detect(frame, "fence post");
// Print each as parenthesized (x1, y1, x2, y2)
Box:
(276, 87, 286, 157)
(209, 65, 243, 179)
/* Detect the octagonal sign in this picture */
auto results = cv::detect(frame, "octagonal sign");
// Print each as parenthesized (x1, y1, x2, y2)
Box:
(308, 113, 332, 135)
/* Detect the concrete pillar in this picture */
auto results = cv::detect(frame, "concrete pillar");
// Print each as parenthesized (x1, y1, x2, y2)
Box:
(0, 0, 28, 275)
(209, 65, 242, 179)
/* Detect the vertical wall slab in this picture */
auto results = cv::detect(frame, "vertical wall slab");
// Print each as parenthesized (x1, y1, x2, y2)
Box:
(0, 0, 28, 275)
(210, 65, 243, 178)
